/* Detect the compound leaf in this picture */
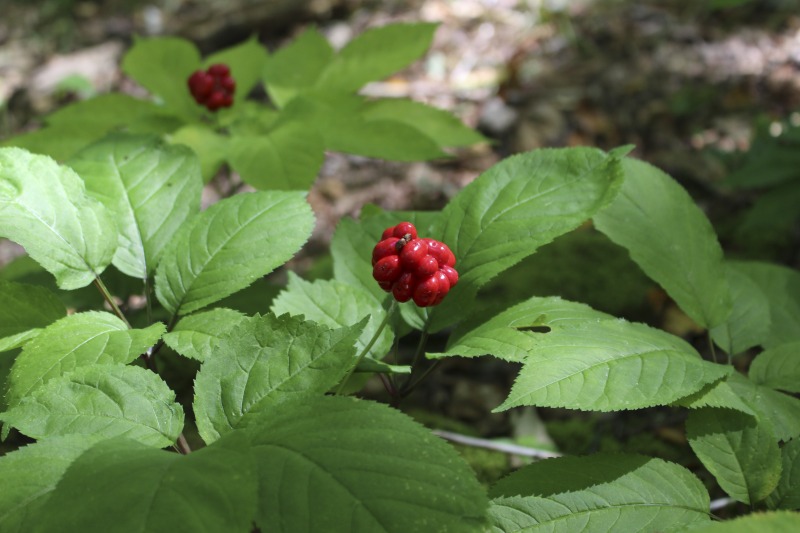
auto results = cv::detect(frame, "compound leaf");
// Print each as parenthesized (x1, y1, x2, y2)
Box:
(1, 363, 183, 448)
(0, 148, 117, 289)
(68, 133, 203, 278)
(154, 191, 313, 316)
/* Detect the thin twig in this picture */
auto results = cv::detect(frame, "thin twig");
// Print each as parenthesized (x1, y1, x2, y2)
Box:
(93, 277, 131, 328)
(707, 332, 718, 364)
(176, 433, 192, 455)
(336, 301, 395, 395)
(432, 429, 562, 459)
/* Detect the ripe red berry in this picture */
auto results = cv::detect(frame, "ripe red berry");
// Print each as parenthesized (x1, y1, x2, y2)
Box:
(392, 221, 417, 240)
(207, 63, 230, 77)
(392, 272, 415, 303)
(188, 63, 236, 112)
(413, 275, 441, 307)
(372, 237, 400, 265)
(440, 265, 459, 287)
(373, 255, 403, 284)
(424, 239, 455, 268)
(399, 239, 428, 270)
(413, 255, 438, 278)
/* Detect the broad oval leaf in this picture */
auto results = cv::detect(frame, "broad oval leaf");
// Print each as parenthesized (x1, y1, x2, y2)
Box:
(154, 190, 314, 316)
(162, 308, 246, 362)
(263, 26, 334, 106)
(227, 124, 325, 190)
(495, 319, 730, 412)
(750, 342, 800, 393)
(0, 148, 117, 289)
(432, 296, 613, 363)
(169, 124, 229, 182)
(0, 436, 101, 533)
(316, 23, 437, 93)
(203, 36, 268, 107)
(687, 407, 781, 504)
(767, 438, 800, 510)
(31, 433, 256, 533)
(68, 133, 203, 278)
(246, 395, 488, 532)
(710, 262, 771, 356)
(0, 280, 65, 351)
(487, 454, 710, 532)
(6, 312, 165, 406)
(594, 158, 731, 329)
(725, 372, 800, 442)
(730, 261, 800, 348)
(686, 511, 800, 533)
(1, 363, 184, 448)
(194, 313, 365, 444)
(427, 147, 624, 332)
(271, 273, 392, 361)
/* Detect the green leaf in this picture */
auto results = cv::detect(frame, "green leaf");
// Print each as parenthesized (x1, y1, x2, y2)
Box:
(0, 331, 41, 353)
(767, 438, 800, 510)
(487, 454, 710, 532)
(68, 133, 203, 278)
(495, 320, 730, 411)
(0, 436, 101, 533)
(263, 26, 334, 107)
(31, 433, 257, 533)
(278, 93, 447, 161)
(674, 378, 756, 417)
(154, 191, 314, 316)
(1, 95, 162, 161)
(686, 511, 800, 533)
(432, 296, 613, 363)
(6, 311, 164, 406)
(169, 124, 229, 182)
(0, 280, 65, 351)
(162, 308, 246, 362)
(122, 36, 201, 119)
(271, 272, 392, 361)
(750, 342, 800, 393)
(0, 148, 117, 289)
(427, 147, 624, 332)
(1, 363, 184, 448)
(593, 158, 731, 329)
(362, 98, 486, 147)
(193, 313, 365, 444)
(316, 23, 437, 92)
(227, 123, 325, 190)
(687, 407, 781, 504)
(725, 372, 800, 442)
(246, 395, 488, 532)
(203, 36, 268, 104)
(730, 261, 800, 348)
(496, 319, 730, 412)
(710, 262, 771, 355)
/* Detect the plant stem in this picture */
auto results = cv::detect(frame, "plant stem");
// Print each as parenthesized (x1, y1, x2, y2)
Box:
(401, 359, 441, 398)
(144, 277, 153, 326)
(432, 430, 562, 459)
(93, 276, 131, 328)
(707, 332, 718, 364)
(399, 327, 430, 396)
(335, 301, 395, 395)
(176, 433, 192, 454)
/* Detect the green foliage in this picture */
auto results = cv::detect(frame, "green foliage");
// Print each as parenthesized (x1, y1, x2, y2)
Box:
(487, 454, 711, 532)
(767, 438, 800, 510)
(162, 308, 246, 362)
(0, 280, 65, 352)
(750, 342, 800, 393)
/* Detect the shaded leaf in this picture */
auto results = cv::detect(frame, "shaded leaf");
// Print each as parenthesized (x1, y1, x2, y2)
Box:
(0, 280, 65, 351)
(767, 438, 800, 510)
(246, 395, 488, 532)
(263, 26, 333, 107)
(594, 158, 731, 329)
(710, 263, 771, 355)
(750, 342, 800, 393)
(685, 511, 800, 532)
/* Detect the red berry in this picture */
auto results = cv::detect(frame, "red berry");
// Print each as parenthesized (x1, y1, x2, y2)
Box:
(440, 265, 459, 287)
(381, 227, 394, 240)
(431, 271, 451, 304)
(372, 237, 400, 265)
(373, 255, 402, 284)
(220, 93, 234, 108)
(378, 280, 393, 291)
(413, 275, 441, 307)
(188, 71, 213, 100)
(207, 63, 230, 77)
(413, 255, 438, 278)
(425, 239, 455, 267)
(392, 221, 417, 240)
(220, 76, 236, 93)
(399, 239, 428, 270)
(206, 91, 226, 111)
(392, 272, 415, 302)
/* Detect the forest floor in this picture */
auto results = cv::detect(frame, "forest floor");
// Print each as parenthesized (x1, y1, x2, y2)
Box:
(2, 0, 799, 497)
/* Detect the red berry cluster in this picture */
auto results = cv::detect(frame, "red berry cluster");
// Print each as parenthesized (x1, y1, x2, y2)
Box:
(372, 222, 458, 307)
(187, 64, 236, 112)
